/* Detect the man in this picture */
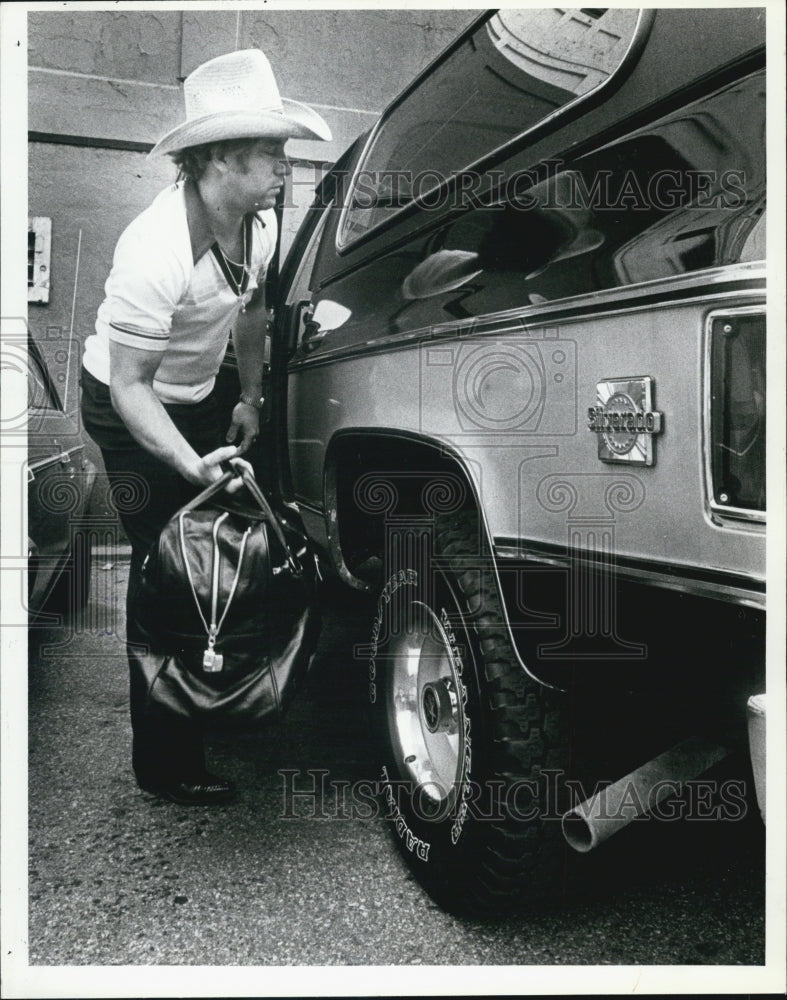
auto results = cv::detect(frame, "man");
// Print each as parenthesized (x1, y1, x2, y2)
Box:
(80, 49, 331, 805)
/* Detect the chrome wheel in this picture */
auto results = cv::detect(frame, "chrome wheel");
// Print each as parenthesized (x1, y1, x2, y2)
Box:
(385, 600, 466, 816)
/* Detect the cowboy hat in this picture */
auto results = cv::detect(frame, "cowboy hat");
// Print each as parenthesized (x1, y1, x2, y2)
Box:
(149, 48, 331, 158)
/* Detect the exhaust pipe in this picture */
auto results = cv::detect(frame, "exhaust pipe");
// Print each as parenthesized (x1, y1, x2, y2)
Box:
(562, 737, 728, 853)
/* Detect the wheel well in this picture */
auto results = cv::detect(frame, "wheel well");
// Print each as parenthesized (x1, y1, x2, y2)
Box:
(325, 432, 480, 588)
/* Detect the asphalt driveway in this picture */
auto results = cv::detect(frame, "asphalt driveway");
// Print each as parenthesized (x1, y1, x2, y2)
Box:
(22, 557, 767, 981)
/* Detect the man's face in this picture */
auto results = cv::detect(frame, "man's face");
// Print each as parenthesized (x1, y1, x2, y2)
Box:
(225, 138, 290, 212)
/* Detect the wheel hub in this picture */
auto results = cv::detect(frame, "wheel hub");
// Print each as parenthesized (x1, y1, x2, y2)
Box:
(385, 601, 467, 811)
(421, 679, 458, 734)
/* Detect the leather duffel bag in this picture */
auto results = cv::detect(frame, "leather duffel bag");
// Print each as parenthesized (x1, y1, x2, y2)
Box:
(129, 467, 321, 726)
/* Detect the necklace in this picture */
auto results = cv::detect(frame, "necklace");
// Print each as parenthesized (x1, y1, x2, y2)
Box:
(212, 220, 250, 310)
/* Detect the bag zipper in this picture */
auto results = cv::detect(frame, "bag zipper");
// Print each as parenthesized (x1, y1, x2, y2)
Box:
(204, 513, 228, 670)
(178, 511, 251, 672)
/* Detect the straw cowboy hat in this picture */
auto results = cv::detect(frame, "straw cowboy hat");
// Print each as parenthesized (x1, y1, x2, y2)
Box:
(149, 48, 331, 158)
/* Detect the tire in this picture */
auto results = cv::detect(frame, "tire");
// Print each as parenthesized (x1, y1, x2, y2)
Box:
(369, 511, 574, 916)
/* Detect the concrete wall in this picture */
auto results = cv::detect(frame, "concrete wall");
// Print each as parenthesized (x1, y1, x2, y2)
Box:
(27, 9, 477, 423)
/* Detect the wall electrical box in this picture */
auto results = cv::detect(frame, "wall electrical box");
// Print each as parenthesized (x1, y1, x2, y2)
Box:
(28, 217, 52, 304)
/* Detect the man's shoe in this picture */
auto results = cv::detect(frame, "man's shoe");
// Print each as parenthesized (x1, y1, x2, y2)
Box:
(138, 773, 236, 805)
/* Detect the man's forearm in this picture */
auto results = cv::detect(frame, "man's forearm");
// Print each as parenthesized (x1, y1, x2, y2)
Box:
(110, 380, 203, 481)
(233, 297, 267, 401)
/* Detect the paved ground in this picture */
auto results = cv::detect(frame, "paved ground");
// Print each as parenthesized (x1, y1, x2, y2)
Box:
(24, 556, 767, 974)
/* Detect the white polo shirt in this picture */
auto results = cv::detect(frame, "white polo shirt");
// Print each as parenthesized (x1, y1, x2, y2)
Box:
(83, 182, 277, 405)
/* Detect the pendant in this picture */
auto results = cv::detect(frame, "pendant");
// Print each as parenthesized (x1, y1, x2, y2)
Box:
(203, 648, 224, 672)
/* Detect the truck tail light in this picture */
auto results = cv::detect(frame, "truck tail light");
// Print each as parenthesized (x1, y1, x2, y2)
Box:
(708, 311, 766, 519)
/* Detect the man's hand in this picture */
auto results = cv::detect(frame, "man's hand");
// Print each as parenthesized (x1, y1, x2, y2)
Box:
(188, 445, 255, 493)
(225, 400, 261, 454)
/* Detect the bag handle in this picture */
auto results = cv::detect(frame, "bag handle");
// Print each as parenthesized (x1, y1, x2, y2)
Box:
(177, 470, 237, 513)
(175, 467, 303, 575)
(236, 468, 302, 576)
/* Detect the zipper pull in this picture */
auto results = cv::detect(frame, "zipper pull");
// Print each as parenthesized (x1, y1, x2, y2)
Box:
(203, 624, 224, 672)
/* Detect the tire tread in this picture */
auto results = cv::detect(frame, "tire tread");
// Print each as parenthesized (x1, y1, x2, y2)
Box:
(432, 511, 569, 914)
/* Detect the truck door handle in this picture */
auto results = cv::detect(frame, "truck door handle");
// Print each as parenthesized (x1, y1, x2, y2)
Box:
(301, 318, 328, 353)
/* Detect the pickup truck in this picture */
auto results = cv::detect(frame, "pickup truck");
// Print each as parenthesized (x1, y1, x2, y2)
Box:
(268, 7, 766, 914)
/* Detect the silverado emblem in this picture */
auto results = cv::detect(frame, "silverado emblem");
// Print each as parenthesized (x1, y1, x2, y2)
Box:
(588, 377, 663, 466)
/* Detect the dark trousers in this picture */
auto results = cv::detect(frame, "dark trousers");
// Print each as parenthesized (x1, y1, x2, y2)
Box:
(81, 369, 223, 785)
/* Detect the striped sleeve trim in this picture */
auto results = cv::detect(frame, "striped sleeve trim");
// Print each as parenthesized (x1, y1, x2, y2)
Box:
(109, 322, 169, 352)
(109, 321, 169, 340)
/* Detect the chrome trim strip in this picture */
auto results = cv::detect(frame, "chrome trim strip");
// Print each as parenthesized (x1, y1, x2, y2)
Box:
(289, 264, 765, 372)
(494, 543, 766, 610)
(708, 503, 767, 525)
(27, 444, 84, 476)
(702, 305, 767, 526)
(336, 11, 653, 253)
